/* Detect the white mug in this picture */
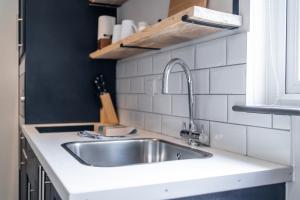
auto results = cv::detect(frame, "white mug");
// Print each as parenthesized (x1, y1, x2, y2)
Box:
(121, 20, 137, 39)
(98, 16, 116, 40)
(112, 24, 122, 43)
(137, 21, 149, 32)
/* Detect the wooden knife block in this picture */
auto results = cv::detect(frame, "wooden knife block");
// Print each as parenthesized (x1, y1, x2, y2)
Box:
(99, 93, 119, 125)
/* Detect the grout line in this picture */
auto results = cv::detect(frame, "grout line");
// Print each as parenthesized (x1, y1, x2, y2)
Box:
(271, 114, 274, 128)
(118, 108, 291, 131)
(225, 36, 228, 65)
(117, 92, 246, 96)
(194, 45, 197, 69)
(160, 113, 163, 134)
(208, 68, 211, 94)
(246, 126, 249, 156)
(227, 95, 229, 123)
(208, 120, 211, 145)
(151, 56, 154, 75)
(117, 63, 247, 80)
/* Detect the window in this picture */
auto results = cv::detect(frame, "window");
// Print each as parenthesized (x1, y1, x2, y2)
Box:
(286, 0, 300, 94)
(247, 0, 300, 106)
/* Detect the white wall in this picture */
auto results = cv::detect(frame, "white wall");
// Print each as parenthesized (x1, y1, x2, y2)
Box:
(117, 0, 234, 24)
(0, 0, 19, 199)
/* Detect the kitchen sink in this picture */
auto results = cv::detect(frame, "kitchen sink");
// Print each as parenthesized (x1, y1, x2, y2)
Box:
(62, 138, 212, 167)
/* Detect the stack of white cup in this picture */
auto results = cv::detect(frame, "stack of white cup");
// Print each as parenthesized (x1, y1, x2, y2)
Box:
(112, 20, 149, 43)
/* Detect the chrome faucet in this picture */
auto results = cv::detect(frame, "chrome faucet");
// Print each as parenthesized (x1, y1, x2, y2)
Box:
(162, 58, 206, 146)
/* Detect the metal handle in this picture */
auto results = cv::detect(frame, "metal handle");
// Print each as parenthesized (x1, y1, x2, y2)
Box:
(17, 16, 23, 49)
(27, 182, 31, 200)
(39, 167, 51, 200)
(27, 182, 35, 200)
(38, 166, 42, 200)
(41, 169, 45, 200)
(22, 148, 27, 160)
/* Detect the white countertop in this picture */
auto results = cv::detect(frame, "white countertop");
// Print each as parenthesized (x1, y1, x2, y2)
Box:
(22, 123, 293, 200)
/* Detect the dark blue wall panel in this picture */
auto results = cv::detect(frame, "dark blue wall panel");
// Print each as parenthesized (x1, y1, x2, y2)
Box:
(25, 0, 116, 124)
(177, 183, 285, 200)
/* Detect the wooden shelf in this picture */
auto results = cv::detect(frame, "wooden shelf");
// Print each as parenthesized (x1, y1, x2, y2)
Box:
(90, 6, 242, 60)
(89, 0, 127, 7)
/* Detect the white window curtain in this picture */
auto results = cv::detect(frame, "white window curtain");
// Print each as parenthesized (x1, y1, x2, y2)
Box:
(246, 0, 287, 105)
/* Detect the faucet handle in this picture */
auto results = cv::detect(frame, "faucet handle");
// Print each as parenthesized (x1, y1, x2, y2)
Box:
(182, 122, 187, 131)
(180, 122, 189, 138)
(198, 125, 210, 146)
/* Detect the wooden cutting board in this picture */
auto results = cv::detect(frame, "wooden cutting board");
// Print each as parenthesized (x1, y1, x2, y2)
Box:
(168, 0, 207, 16)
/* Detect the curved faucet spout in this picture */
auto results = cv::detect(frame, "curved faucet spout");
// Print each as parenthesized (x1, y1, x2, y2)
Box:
(162, 58, 197, 133)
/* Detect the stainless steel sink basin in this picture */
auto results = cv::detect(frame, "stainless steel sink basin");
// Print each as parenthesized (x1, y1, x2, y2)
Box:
(62, 138, 212, 167)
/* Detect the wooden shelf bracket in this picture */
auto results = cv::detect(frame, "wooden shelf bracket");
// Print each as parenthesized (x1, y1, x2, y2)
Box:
(120, 43, 161, 50)
(88, 0, 128, 8)
(88, 2, 120, 8)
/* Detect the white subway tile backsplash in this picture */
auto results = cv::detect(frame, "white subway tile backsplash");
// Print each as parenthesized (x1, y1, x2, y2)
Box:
(196, 95, 228, 122)
(125, 95, 138, 110)
(228, 95, 272, 128)
(144, 75, 161, 95)
(137, 56, 153, 75)
(130, 111, 145, 129)
(116, 32, 293, 163)
(168, 72, 182, 94)
(130, 77, 144, 93)
(153, 95, 172, 115)
(153, 51, 171, 74)
(182, 69, 209, 94)
(227, 33, 247, 65)
(162, 115, 188, 138)
(119, 109, 130, 126)
(116, 62, 125, 78)
(247, 127, 291, 165)
(138, 95, 152, 112)
(171, 46, 195, 71)
(210, 65, 246, 94)
(196, 38, 226, 69)
(154, 78, 163, 95)
(145, 113, 162, 133)
(117, 94, 126, 109)
(116, 79, 130, 93)
(171, 95, 190, 117)
(273, 115, 291, 130)
(193, 69, 210, 94)
(210, 122, 247, 154)
(124, 61, 138, 77)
